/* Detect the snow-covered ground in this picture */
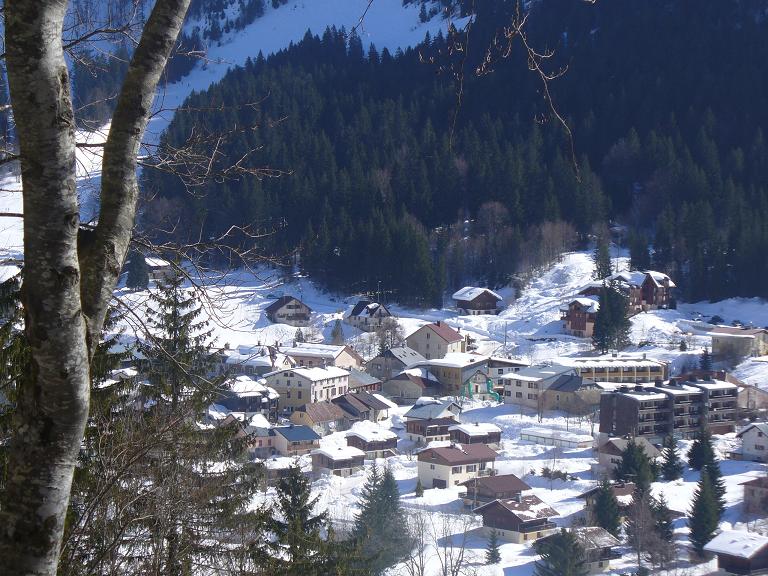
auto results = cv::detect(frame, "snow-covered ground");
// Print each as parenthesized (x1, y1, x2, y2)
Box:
(261, 400, 766, 576)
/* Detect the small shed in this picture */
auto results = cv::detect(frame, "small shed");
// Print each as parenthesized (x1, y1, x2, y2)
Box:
(704, 530, 768, 574)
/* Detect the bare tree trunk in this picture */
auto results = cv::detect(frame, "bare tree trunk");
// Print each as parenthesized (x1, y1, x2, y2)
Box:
(0, 1, 191, 573)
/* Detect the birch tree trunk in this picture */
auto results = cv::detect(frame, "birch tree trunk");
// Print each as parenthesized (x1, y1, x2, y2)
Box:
(0, 1, 191, 573)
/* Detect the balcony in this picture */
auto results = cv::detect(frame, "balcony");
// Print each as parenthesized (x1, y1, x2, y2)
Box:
(519, 522, 558, 534)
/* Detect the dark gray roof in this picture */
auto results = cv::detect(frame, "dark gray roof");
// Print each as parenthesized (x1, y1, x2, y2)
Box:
(349, 300, 391, 318)
(274, 425, 321, 442)
(348, 368, 381, 389)
(547, 374, 595, 393)
(404, 400, 460, 420)
(386, 346, 426, 366)
(265, 296, 311, 315)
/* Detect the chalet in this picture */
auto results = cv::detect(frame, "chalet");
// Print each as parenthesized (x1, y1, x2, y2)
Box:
(283, 342, 363, 370)
(710, 326, 768, 360)
(704, 530, 768, 575)
(243, 414, 276, 459)
(144, 256, 174, 283)
(582, 270, 675, 313)
(410, 353, 491, 396)
(405, 417, 457, 445)
(449, 422, 502, 448)
(216, 375, 279, 421)
(403, 399, 462, 422)
(272, 425, 321, 456)
(332, 390, 392, 423)
(474, 495, 558, 544)
(561, 297, 599, 338)
(264, 296, 312, 327)
(290, 401, 347, 436)
(501, 364, 577, 410)
(541, 374, 601, 414)
(347, 368, 382, 393)
(346, 421, 398, 459)
(417, 443, 497, 489)
(222, 344, 294, 377)
(263, 365, 349, 412)
(596, 437, 661, 473)
(311, 446, 366, 477)
(742, 476, 768, 515)
(578, 482, 636, 525)
(538, 527, 622, 574)
(344, 300, 395, 332)
(365, 346, 426, 381)
(382, 368, 442, 404)
(487, 357, 530, 384)
(736, 423, 768, 463)
(452, 287, 503, 315)
(459, 473, 531, 508)
(406, 321, 466, 360)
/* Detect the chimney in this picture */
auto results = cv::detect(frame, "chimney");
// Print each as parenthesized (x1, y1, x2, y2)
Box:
(642, 353, 647, 360)
(634, 384, 643, 392)
(436, 320, 441, 327)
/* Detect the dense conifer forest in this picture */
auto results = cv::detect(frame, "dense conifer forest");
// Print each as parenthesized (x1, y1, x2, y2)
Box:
(143, 0, 768, 305)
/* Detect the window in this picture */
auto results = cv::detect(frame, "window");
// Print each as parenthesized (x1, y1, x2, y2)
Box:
(498, 369, 503, 375)
(426, 332, 430, 339)
(516, 381, 522, 387)
(430, 464, 435, 470)
(466, 464, 477, 472)
(528, 382, 535, 389)
(451, 466, 462, 474)
(756, 444, 765, 451)
(516, 392, 522, 398)
(287, 392, 291, 399)
(298, 391, 302, 400)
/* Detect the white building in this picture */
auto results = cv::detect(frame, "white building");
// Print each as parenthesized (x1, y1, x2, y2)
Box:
(283, 342, 363, 371)
(263, 366, 350, 412)
(736, 422, 768, 462)
(519, 427, 593, 449)
(416, 443, 497, 489)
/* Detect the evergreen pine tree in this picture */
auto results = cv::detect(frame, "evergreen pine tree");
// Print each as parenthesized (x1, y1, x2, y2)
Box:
(352, 465, 411, 574)
(703, 460, 727, 517)
(534, 529, 588, 576)
(688, 470, 719, 556)
(592, 237, 613, 280)
(330, 319, 344, 345)
(688, 428, 716, 471)
(615, 437, 654, 492)
(485, 528, 502, 565)
(661, 435, 684, 481)
(679, 339, 688, 351)
(124, 250, 149, 290)
(414, 478, 424, 497)
(594, 479, 622, 537)
(700, 347, 713, 371)
(268, 464, 329, 570)
(295, 328, 305, 343)
(651, 493, 674, 541)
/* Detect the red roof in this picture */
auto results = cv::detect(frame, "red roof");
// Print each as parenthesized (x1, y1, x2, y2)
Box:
(423, 321, 463, 343)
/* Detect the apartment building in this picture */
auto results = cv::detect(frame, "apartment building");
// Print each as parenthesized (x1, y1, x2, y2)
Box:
(263, 365, 350, 412)
(405, 321, 466, 360)
(557, 354, 668, 383)
(599, 378, 738, 441)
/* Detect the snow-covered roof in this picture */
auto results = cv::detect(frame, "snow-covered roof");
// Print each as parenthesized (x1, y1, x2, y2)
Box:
(452, 286, 502, 302)
(449, 422, 501, 436)
(737, 422, 768, 438)
(144, 256, 170, 268)
(284, 342, 347, 359)
(704, 530, 768, 559)
(560, 297, 600, 313)
(418, 352, 488, 369)
(371, 393, 397, 409)
(556, 355, 665, 369)
(312, 445, 366, 461)
(0, 264, 21, 284)
(499, 364, 573, 382)
(520, 427, 593, 444)
(402, 367, 440, 382)
(247, 413, 272, 429)
(264, 365, 349, 382)
(654, 382, 702, 395)
(227, 375, 269, 396)
(346, 421, 398, 443)
(689, 379, 738, 391)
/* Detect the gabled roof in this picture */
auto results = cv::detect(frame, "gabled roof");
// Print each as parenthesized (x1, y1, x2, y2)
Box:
(452, 286, 502, 302)
(459, 473, 530, 493)
(449, 422, 502, 437)
(347, 390, 390, 411)
(383, 346, 427, 366)
(274, 425, 321, 442)
(599, 437, 661, 459)
(474, 494, 558, 521)
(737, 422, 768, 438)
(704, 530, 768, 559)
(296, 401, 346, 424)
(403, 399, 460, 420)
(144, 256, 170, 268)
(346, 420, 398, 443)
(741, 476, 768, 489)
(540, 527, 620, 550)
(264, 365, 349, 382)
(417, 443, 497, 466)
(578, 481, 636, 500)
(265, 296, 311, 315)
(710, 325, 768, 337)
(409, 322, 463, 344)
(560, 297, 600, 314)
(349, 300, 392, 318)
(348, 368, 381, 389)
(546, 374, 594, 393)
(312, 445, 365, 461)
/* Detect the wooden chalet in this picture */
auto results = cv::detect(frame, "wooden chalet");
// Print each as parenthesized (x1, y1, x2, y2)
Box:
(449, 422, 502, 448)
(405, 416, 457, 444)
(459, 473, 531, 508)
(311, 446, 366, 477)
(264, 296, 312, 327)
(452, 287, 503, 315)
(474, 494, 558, 544)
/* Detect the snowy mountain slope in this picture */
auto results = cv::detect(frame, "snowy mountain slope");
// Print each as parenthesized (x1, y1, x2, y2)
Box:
(145, 0, 468, 145)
